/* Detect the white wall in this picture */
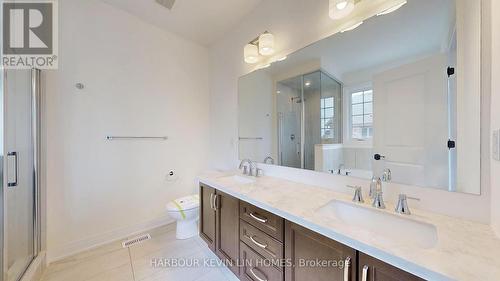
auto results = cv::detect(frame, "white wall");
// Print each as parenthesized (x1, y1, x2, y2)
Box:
(209, 0, 492, 223)
(490, 0, 500, 236)
(44, 0, 210, 261)
(238, 71, 273, 162)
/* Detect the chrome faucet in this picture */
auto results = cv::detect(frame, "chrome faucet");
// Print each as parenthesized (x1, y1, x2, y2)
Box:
(382, 168, 392, 182)
(395, 194, 420, 215)
(371, 177, 386, 209)
(338, 164, 345, 175)
(347, 185, 364, 203)
(263, 156, 275, 165)
(369, 176, 378, 199)
(239, 159, 256, 176)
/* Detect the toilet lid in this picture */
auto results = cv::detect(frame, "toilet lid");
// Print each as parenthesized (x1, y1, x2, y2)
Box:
(166, 194, 200, 211)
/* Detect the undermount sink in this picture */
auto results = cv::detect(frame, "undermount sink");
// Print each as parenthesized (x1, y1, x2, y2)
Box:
(219, 174, 256, 184)
(317, 200, 438, 249)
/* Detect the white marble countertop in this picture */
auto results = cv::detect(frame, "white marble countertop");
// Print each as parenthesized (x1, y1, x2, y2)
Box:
(198, 170, 500, 281)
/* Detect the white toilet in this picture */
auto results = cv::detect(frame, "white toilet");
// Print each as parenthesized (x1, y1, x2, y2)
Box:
(166, 194, 200, 239)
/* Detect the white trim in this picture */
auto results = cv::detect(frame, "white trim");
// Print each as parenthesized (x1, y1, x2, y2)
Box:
(19, 252, 46, 281)
(46, 215, 174, 263)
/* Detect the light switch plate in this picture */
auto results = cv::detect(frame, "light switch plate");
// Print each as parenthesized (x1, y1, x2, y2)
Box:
(494, 129, 500, 161)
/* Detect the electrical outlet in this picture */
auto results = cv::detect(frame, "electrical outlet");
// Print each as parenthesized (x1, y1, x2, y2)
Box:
(493, 129, 500, 161)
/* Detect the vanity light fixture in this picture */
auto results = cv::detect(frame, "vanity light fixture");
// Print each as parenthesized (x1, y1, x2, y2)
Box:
(340, 21, 363, 33)
(244, 31, 276, 64)
(259, 32, 275, 56)
(244, 43, 260, 64)
(329, 0, 355, 20)
(377, 0, 407, 16)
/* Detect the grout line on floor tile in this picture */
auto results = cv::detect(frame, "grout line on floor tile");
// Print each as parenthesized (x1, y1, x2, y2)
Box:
(128, 247, 137, 281)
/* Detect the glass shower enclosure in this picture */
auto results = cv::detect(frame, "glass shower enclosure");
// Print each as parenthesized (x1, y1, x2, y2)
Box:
(1, 69, 42, 281)
(276, 70, 342, 170)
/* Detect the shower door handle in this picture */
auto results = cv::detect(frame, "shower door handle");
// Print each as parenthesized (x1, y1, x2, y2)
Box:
(7, 152, 18, 187)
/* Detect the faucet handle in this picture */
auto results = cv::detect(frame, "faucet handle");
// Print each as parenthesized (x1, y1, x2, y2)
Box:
(347, 185, 364, 203)
(255, 168, 264, 177)
(382, 168, 392, 182)
(395, 194, 420, 215)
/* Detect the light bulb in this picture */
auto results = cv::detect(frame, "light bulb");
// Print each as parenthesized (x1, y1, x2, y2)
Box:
(329, 0, 355, 20)
(259, 33, 275, 56)
(336, 1, 348, 10)
(244, 44, 259, 64)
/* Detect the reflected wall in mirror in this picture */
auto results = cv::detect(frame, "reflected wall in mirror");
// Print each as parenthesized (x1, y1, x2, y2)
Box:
(238, 0, 482, 194)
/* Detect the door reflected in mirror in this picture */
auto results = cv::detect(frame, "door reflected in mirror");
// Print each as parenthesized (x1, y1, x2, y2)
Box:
(238, 0, 481, 195)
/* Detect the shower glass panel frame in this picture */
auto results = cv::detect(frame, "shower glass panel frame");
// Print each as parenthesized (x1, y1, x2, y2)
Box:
(276, 70, 342, 170)
(1, 68, 42, 281)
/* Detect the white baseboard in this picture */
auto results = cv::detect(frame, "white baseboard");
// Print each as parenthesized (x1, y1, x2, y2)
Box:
(47, 215, 175, 263)
(20, 251, 46, 281)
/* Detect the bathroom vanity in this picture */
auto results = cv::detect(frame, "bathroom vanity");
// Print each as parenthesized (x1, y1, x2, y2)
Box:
(200, 180, 421, 281)
(198, 171, 500, 281)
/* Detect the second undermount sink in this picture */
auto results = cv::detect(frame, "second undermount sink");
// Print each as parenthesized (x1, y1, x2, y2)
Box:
(219, 174, 256, 185)
(317, 200, 438, 249)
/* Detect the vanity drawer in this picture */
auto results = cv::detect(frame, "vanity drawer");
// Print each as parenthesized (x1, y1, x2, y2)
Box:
(240, 242, 284, 281)
(240, 220, 284, 263)
(240, 201, 284, 242)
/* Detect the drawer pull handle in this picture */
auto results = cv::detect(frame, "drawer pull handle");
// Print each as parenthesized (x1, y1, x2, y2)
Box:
(249, 268, 268, 281)
(249, 213, 268, 223)
(213, 194, 219, 210)
(362, 265, 369, 281)
(250, 235, 268, 249)
(344, 256, 351, 281)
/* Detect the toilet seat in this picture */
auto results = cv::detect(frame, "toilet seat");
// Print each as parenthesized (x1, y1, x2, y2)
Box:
(166, 194, 200, 212)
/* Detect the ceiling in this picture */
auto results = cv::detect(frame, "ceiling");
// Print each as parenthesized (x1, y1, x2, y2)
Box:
(100, 0, 263, 46)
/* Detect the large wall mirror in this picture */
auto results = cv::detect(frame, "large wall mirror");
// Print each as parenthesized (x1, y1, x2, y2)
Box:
(238, 0, 482, 194)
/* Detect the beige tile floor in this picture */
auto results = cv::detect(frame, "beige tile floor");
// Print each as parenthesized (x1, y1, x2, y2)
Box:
(41, 224, 239, 281)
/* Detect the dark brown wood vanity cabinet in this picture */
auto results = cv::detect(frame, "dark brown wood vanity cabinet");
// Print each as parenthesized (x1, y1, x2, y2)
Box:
(200, 184, 424, 281)
(199, 185, 240, 275)
(239, 201, 285, 281)
(358, 253, 425, 281)
(215, 191, 241, 275)
(199, 184, 216, 251)
(284, 222, 357, 281)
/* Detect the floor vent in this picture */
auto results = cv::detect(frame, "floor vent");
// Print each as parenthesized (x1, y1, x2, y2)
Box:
(122, 234, 151, 248)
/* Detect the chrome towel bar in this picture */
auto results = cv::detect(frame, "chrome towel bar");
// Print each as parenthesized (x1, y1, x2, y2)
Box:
(106, 136, 168, 141)
(239, 137, 263, 140)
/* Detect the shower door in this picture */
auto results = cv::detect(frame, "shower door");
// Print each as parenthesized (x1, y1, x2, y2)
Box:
(2, 69, 41, 281)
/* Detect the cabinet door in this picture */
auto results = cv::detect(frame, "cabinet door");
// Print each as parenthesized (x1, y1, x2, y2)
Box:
(358, 253, 424, 281)
(285, 222, 357, 281)
(199, 184, 216, 251)
(215, 191, 240, 275)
